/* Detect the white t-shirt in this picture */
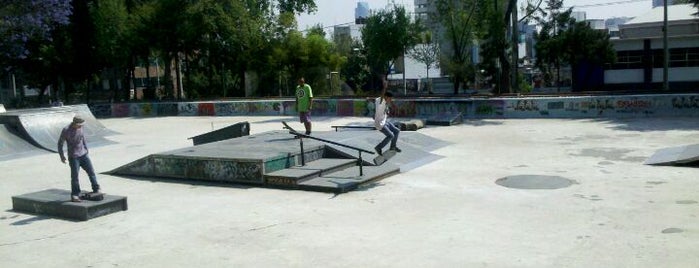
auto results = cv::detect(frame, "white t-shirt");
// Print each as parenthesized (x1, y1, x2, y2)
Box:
(374, 97, 388, 130)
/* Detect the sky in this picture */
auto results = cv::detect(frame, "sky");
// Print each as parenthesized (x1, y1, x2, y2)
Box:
(296, 0, 658, 32)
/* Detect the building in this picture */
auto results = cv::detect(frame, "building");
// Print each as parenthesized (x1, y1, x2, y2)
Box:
(355, 2, 370, 24)
(604, 4, 699, 91)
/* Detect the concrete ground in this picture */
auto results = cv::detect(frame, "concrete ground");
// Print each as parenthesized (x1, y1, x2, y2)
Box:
(1, 116, 698, 268)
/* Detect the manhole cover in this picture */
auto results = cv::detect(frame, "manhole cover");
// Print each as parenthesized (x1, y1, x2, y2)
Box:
(496, 175, 575, 190)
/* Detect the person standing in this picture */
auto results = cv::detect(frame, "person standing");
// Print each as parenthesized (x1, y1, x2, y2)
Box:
(295, 77, 314, 135)
(374, 91, 401, 155)
(58, 116, 100, 202)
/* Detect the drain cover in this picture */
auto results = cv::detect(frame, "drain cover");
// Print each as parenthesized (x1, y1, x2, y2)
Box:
(496, 175, 575, 189)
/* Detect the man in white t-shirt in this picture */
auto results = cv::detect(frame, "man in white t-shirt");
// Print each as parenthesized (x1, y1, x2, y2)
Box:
(374, 91, 401, 155)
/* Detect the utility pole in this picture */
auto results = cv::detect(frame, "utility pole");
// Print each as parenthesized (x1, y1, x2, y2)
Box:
(662, 0, 669, 91)
(511, 0, 519, 93)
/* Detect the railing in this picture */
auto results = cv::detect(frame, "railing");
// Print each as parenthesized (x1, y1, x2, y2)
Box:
(285, 128, 375, 176)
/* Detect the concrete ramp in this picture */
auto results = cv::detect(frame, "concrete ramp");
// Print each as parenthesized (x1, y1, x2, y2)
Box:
(0, 105, 117, 153)
(316, 130, 449, 171)
(425, 112, 463, 126)
(645, 144, 699, 166)
(0, 124, 43, 161)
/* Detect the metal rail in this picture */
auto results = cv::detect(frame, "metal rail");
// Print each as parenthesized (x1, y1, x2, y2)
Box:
(286, 130, 374, 176)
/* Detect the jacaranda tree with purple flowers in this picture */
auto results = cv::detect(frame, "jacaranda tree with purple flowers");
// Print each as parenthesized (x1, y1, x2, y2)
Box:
(0, 0, 72, 65)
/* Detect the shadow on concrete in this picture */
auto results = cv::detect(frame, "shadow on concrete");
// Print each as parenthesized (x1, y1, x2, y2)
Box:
(594, 118, 699, 132)
(462, 119, 505, 127)
(353, 181, 386, 192)
(11, 215, 54, 225)
(6, 210, 81, 225)
(254, 116, 339, 124)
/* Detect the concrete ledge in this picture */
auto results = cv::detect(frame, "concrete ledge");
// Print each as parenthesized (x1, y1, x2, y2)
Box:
(12, 189, 127, 221)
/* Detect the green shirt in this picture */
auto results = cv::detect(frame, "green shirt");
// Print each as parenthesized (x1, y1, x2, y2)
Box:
(295, 83, 313, 112)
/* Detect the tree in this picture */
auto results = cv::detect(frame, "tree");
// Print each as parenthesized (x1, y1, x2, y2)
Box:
(478, 0, 510, 95)
(529, 0, 573, 91)
(0, 0, 72, 64)
(529, 0, 615, 91)
(91, 0, 132, 101)
(431, 0, 488, 94)
(561, 21, 616, 91)
(407, 32, 440, 89)
(361, 4, 421, 91)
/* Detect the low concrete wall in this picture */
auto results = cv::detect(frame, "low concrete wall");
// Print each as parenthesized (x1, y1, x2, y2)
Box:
(88, 94, 699, 119)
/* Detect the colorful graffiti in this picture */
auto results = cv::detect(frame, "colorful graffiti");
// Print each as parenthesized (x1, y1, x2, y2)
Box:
(88, 94, 699, 119)
(672, 96, 699, 109)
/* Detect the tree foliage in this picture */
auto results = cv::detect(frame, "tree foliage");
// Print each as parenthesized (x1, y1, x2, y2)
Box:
(361, 4, 421, 90)
(2, 0, 340, 104)
(0, 0, 72, 64)
(431, 0, 489, 94)
(478, 0, 510, 95)
(407, 32, 440, 81)
(529, 0, 615, 91)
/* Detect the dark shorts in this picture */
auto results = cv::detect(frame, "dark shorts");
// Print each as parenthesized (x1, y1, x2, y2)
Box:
(299, 112, 311, 123)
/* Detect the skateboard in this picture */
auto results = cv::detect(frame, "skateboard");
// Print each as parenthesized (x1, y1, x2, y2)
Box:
(281, 121, 298, 133)
(79, 192, 105, 201)
(373, 149, 397, 165)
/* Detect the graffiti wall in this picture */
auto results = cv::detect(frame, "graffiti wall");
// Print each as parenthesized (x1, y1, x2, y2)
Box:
(89, 94, 699, 119)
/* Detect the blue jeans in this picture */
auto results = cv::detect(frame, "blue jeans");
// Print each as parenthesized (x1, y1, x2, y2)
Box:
(376, 121, 400, 150)
(69, 154, 100, 196)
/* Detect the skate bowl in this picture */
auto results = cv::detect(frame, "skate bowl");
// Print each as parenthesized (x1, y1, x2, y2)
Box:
(0, 105, 117, 155)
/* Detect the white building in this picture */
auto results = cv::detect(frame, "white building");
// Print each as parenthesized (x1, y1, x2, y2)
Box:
(605, 4, 699, 91)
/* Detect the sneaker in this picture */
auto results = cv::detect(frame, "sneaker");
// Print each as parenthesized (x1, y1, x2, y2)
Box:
(71, 196, 82, 202)
(92, 189, 101, 194)
(375, 146, 382, 155)
(391, 147, 402, 153)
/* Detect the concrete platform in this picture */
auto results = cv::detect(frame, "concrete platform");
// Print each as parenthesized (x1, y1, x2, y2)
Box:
(11, 189, 127, 221)
(109, 128, 445, 192)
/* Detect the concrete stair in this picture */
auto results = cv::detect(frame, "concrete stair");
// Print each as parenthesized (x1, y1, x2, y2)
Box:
(263, 158, 399, 193)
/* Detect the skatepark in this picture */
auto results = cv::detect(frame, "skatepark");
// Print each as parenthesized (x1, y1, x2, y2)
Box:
(1, 103, 698, 267)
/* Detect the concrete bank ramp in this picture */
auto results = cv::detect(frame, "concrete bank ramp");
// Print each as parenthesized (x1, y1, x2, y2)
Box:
(0, 105, 117, 154)
(645, 144, 699, 166)
(0, 124, 43, 161)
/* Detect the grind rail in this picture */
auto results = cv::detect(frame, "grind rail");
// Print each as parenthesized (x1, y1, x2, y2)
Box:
(285, 128, 375, 176)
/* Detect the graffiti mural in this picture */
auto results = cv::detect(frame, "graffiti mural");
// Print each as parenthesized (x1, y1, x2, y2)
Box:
(197, 103, 215, 116)
(112, 103, 130, 117)
(391, 100, 417, 117)
(130, 103, 154, 116)
(672, 96, 699, 109)
(473, 100, 505, 117)
(337, 100, 355, 116)
(248, 101, 282, 115)
(87, 94, 699, 120)
(178, 103, 198, 116)
(90, 104, 111, 118)
(281, 101, 296, 116)
(156, 103, 178, 116)
(310, 100, 336, 116)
